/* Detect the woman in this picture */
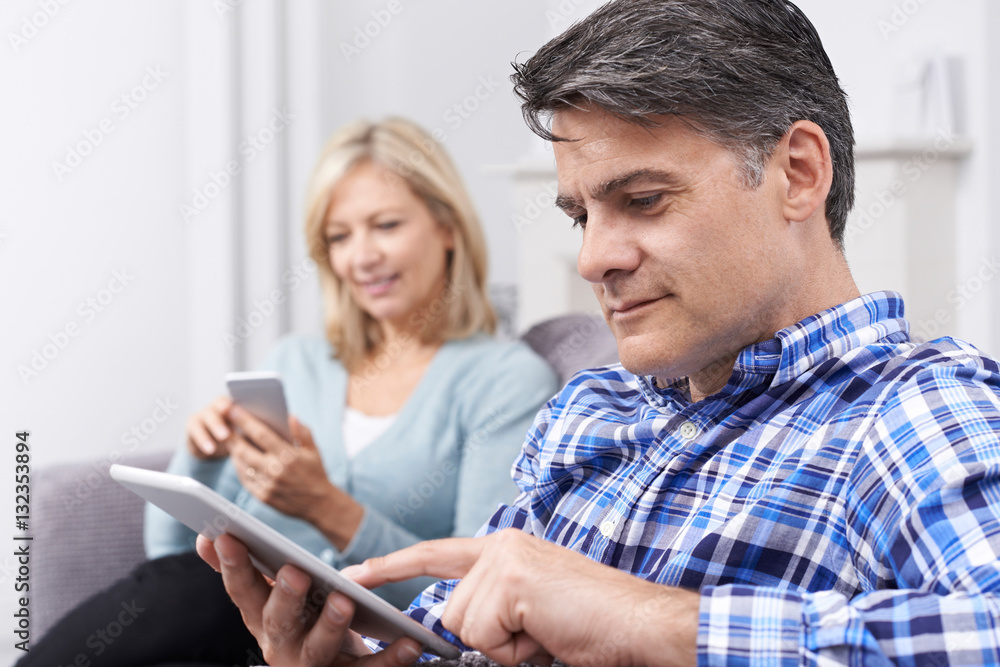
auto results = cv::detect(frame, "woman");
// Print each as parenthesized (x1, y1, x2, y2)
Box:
(23, 118, 558, 667)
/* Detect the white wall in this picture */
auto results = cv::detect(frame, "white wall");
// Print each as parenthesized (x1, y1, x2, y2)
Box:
(2, 3, 192, 462)
(989, 1, 1000, 353)
(315, 0, 999, 354)
(796, 0, 997, 355)
(10, 0, 990, 468)
(315, 0, 552, 289)
(1, 2, 190, 663)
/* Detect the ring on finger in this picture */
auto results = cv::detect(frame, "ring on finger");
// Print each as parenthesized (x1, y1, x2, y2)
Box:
(246, 466, 256, 479)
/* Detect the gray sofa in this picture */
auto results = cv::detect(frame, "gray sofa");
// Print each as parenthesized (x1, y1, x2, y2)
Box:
(30, 314, 618, 640)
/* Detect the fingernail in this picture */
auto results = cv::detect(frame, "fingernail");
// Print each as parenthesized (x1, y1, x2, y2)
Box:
(278, 572, 304, 596)
(397, 643, 421, 662)
(340, 564, 363, 579)
(325, 596, 349, 624)
(216, 545, 235, 567)
(200, 439, 216, 455)
(213, 426, 230, 440)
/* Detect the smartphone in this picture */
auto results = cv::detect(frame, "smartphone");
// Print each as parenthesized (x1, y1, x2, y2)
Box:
(109, 464, 461, 658)
(225, 371, 292, 442)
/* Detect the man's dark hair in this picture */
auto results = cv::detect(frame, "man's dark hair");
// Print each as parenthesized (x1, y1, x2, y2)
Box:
(511, 0, 856, 247)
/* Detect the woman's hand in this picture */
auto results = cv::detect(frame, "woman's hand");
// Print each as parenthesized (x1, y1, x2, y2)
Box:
(228, 408, 365, 551)
(185, 395, 236, 459)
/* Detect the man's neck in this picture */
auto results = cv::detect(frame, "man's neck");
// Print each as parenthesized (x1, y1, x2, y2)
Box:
(678, 250, 861, 404)
(686, 354, 740, 403)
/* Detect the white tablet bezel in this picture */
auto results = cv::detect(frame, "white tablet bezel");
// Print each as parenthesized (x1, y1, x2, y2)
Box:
(110, 464, 460, 659)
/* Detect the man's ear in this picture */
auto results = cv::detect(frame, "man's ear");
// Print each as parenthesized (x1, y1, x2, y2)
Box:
(775, 120, 833, 224)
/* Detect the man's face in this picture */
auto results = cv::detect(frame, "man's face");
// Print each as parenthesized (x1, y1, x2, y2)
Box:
(552, 106, 797, 381)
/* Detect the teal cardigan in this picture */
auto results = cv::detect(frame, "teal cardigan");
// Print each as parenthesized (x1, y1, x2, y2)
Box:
(144, 333, 559, 608)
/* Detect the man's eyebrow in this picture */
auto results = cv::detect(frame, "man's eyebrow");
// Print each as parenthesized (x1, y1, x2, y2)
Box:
(592, 168, 680, 199)
(554, 168, 680, 212)
(554, 194, 582, 213)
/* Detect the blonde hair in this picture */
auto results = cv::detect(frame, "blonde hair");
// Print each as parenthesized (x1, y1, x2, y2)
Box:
(304, 118, 496, 371)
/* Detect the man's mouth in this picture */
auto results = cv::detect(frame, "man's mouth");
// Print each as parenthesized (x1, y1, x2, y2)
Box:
(607, 295, 671, 318)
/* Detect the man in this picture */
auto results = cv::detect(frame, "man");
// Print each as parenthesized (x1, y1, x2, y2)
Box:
(200, 0, 1000, 664)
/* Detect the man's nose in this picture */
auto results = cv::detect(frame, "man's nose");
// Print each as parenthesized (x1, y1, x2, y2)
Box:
(576, 215, 641, 284)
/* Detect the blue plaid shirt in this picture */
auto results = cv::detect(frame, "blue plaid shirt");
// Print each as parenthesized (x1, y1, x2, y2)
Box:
(401, 292, 1000, 665)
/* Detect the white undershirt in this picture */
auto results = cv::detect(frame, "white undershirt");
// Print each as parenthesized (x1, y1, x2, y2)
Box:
(342, 407, 398, 459)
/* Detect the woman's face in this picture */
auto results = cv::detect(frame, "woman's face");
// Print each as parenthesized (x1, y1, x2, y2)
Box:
(324, 161, 455, 332)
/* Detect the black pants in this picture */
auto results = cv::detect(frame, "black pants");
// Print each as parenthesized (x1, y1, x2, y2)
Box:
(18, 551, 263, 667)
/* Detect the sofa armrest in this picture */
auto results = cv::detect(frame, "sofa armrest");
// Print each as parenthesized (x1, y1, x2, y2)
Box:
(30, 449, 173, 640)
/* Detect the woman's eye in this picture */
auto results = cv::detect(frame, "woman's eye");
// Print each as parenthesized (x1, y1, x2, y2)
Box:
(325, 233, 347, 245)
(376, 220, 400, 231)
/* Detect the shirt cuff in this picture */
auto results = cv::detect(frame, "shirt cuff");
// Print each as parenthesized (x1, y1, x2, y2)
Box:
(360, 636, 439, 664)
(699, 584, 803, 666)
(337, 505, 374, 566)
(336, 506, 438, 609)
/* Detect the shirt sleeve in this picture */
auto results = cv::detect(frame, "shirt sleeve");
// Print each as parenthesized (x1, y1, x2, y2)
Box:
(143, 449, 233, 558)
(700, 360, 1000, 665)
(449, 342, 559, 538)
(143, 340, 293, 559)
(360, 396, 561, 657)
(338, 342, 559, 608)
(394, 386, 565, 652)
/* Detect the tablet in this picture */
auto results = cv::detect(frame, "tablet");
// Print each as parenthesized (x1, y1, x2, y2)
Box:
(110, 464, 460, 659)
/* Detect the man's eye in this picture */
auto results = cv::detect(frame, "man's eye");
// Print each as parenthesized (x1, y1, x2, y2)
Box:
(630, 194, 662, 210)
(571, 213, 588, 230)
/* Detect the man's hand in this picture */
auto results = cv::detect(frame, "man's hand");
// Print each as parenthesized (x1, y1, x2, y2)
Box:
(196, 534, 423, 667)
(345, 529, 700, 667)
(227, 408, 364, 549)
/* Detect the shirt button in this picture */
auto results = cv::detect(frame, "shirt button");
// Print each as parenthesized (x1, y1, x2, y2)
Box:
(320, 548, 335, 563)
(600, 520, 616, 537)
(679, 421, 699, 440)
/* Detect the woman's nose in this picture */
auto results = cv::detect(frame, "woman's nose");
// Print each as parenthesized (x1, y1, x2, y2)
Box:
(350, 231, 383, 269)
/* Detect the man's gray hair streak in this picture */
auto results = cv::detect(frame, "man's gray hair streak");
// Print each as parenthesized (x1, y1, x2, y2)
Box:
(511, 0, 856, 247)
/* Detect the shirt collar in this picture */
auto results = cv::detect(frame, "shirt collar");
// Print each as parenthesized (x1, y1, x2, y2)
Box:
(638, 291, 910, 407)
